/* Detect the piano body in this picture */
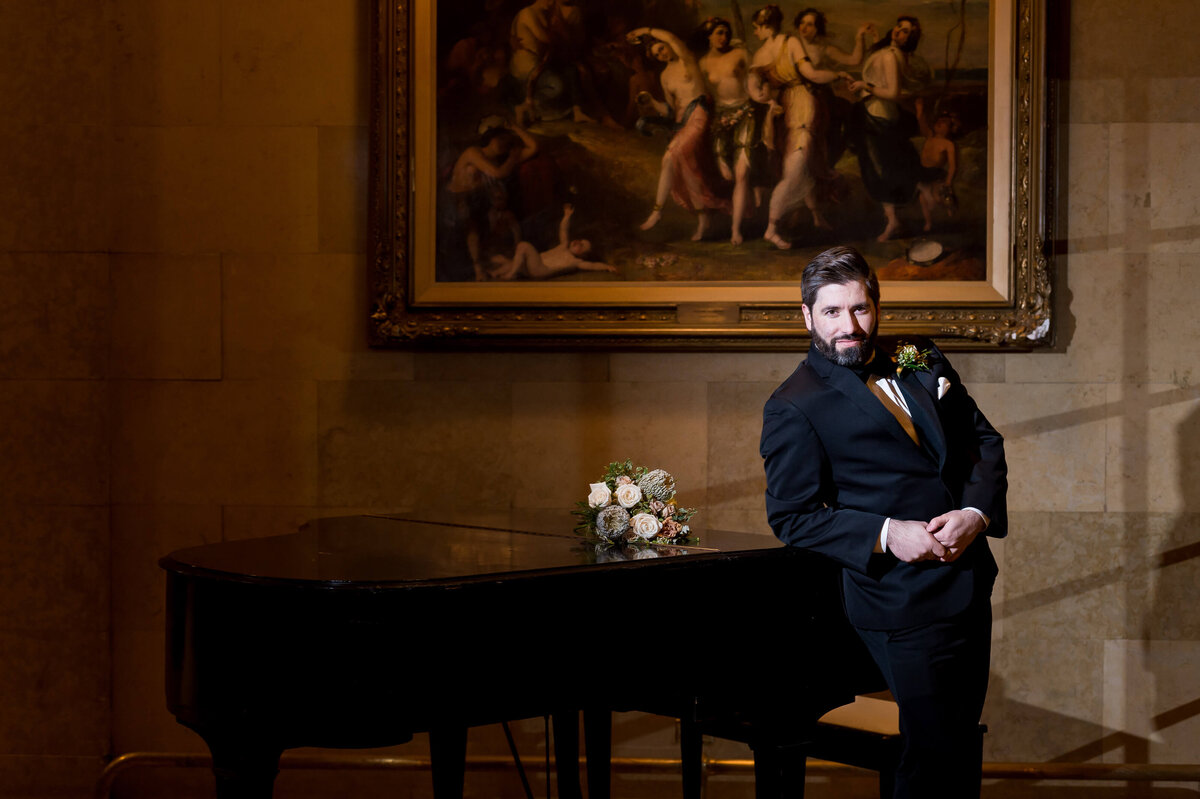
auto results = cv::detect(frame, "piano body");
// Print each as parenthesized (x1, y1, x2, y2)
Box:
(161, 513, 875, 798)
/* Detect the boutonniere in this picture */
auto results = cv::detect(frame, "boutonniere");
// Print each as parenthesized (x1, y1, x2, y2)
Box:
(892, 342, 932, 375)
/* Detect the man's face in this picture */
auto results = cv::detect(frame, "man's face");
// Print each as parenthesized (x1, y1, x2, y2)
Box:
(801, 280, 877, 366)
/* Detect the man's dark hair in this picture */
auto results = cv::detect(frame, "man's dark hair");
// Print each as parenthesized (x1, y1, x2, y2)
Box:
(801, 246, 880, 309)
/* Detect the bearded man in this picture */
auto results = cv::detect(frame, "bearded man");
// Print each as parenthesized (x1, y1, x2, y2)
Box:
(759, 245, 1007, 798)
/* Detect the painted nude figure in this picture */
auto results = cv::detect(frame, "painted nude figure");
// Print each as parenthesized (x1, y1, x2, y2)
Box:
(447, 119, 539, 280)
(488, 204, 616, 280)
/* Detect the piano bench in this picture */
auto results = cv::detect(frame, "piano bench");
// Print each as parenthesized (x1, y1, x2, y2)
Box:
(681, 695, 987, 799)
(809, 696, 987, 798)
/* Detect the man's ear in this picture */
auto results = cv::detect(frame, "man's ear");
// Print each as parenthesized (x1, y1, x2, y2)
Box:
(801, 304, 813, 331)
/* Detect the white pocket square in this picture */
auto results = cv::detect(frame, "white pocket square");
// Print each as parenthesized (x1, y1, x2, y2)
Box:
(937, 377, 952, 400)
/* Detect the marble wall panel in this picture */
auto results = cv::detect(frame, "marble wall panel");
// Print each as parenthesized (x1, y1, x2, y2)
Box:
(1003, 251, 1125, 384)
(0, 253, 108, 380)
(985, 637, 1105, 762)
(1136, 255, 1200, 385)
(704, 508, 772, 537)
(1061, 124, 1111, 250)
(1148, 78, 1200, 124)
(220, 505, 414, 541)
(413, 352, 608, 383)
(317, 126, 368, 254)
(1069, 1, 1200, 82)
(0, 506, 109, 634)
(0, 630, 108, 755)
(112, 627, 210, 754)
(706, 382, 776, 514)
(988, 535, 1008, 641)
(0, 381, 108, 505)
(944, 352, 1006, 385)
(609, 352, 802, 385)
(1065, 79, 1126, 126)
(1140, 512, 1200, 640)
(110, 254, 222, 380)
(111, 379, 319, 505)
(0, 0, 110, 125)
(220, 0, 367, 126)
(317, 380, 512, 508)
(1107, 124, 1155, 252)
(997, 512, 1149, 642)
(0, 124, 111, 252)
(223, 253, 414, 380)
(1145, 125, 1200, 254)
(968, 383, 1107, 512)
(110, 504, 221, 633)
(1105, 383, 1200, 514)
(109, 126, 318, 254)
(110, 0, 221, 125)
(508, 381, 708, 511)
(1103, 640, 1200, 764)
(0, 756, 104, 799)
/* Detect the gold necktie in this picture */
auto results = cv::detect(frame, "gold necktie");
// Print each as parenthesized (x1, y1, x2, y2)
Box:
(868, 378, 920, 445)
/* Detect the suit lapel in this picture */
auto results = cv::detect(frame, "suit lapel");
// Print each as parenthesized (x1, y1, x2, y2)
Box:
(809, 346, 924, 448)
(897, 369, 946, 462)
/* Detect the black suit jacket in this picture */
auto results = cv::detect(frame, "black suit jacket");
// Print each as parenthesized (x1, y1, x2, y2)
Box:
(760, 339, 1007, 630)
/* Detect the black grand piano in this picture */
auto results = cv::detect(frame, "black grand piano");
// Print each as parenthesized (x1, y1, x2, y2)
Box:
(162, 512, 877, 798)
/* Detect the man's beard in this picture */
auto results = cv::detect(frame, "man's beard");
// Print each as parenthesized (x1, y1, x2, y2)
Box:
(813, 327, 875, 367)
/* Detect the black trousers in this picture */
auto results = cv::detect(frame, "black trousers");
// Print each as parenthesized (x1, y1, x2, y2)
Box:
(855, 599, 992, 799)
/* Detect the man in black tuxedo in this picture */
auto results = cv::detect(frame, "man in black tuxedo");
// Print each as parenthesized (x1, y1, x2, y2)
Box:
(760, 246, 1007, 798)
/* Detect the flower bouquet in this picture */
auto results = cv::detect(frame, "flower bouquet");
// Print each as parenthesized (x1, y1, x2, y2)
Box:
(573, 460, 697, 545)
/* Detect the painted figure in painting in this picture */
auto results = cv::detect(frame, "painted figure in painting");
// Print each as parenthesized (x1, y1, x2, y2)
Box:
(792, 7, 875, 208)
(627, 23, 732, 242)
(447, 118, 540, 280)
(430, 0, 993, 284)
(845, 16, 935, 242)
(749, 5, 844, 250)
(510, 0, 603, 125)
(698, 17, 759, 245)
(488, 204, 616, 279)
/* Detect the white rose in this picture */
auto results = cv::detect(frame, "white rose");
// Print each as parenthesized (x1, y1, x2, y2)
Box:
(587, 482, 611, 508)
(631, 512, 661, 539)
(615, 483, 643, 508)
(619, 479, 648, 503)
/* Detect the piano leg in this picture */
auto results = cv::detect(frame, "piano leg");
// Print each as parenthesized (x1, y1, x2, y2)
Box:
(430, 726, 469, 799)
(552, 711, 583, 799)
(679, 719, 702, 799)
(749, 741, 808, 799)
(582, 708, 612, 799)
(190, 727, 284, 799)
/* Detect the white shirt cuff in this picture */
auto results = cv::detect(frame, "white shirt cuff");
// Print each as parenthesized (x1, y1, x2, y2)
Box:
(963, 507, 990, 529)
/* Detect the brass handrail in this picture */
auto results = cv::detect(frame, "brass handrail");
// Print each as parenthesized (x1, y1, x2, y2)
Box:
(95, 750, 1200, 799)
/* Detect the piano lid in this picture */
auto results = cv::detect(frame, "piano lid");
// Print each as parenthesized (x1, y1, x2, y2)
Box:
(160, 511, 783, 588)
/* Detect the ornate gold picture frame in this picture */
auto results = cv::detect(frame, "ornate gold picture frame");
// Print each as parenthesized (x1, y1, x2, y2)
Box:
(369, 0, 1055, 350)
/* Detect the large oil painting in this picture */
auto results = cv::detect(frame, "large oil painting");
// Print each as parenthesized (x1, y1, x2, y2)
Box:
(369, 0, 1056, 348)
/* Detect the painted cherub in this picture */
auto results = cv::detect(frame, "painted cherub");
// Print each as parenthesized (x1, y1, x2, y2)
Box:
(487, 204, 616, 280)
(916, 97, 960, 231)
